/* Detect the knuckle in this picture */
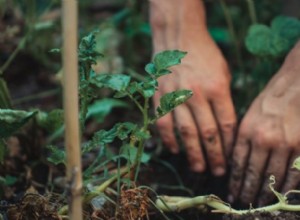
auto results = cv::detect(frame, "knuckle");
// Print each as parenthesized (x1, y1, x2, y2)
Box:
(201, 127, 218, 144)
(219, 121, 236, 134)
(207, 84, 224, 97)
(252, 127, 278, 148)
(206, 79, 228, 97)
(178, 125, 198, 139)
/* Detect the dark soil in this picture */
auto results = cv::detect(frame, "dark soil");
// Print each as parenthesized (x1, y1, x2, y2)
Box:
(224, 211, 300, 220)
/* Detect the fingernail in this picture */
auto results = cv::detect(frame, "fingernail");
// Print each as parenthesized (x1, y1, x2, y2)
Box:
(170, 148, 179, 154)
(227, 194, 234, 203)
(191, 162, 205, 172)
(214, 166, 226, 176)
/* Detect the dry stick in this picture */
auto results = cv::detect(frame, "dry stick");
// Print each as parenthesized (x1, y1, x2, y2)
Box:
(62, 1, 83, 220)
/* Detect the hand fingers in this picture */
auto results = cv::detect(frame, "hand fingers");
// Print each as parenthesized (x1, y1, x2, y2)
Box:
(239, 145, 269, 204)
(154, 91, 179, 153)
(173, 104, 206, 172)
(188, 93, 225, 176)
(281, 150, 300, 194)
(211, 91, 237, 157)
(228, 137, 250, 202)
(257, 148, 290, 206)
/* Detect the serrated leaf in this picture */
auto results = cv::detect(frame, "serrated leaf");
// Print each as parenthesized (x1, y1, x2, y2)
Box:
(78, 31, 103, 65)
(139, 81, 157, 98)
(133, 129, 150, 140)
(95, 127, 118, 145)
(292, 157, 300, 171)
(116, 122, 137, 140)
(0, 109, 37, 138)
(47, 145, 66, 165)
(153, 50, 187, 71)
(87, 98, 129, 123)
(156, 90, 193, 117)
(90, 74, 131, 91)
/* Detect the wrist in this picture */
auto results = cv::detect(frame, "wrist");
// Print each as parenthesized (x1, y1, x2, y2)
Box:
(150, 0, 207, 32)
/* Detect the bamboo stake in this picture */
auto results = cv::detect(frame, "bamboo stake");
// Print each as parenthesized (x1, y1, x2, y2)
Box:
(62, 1, 83, 220)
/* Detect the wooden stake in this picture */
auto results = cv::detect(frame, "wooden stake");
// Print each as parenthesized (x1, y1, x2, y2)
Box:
(62, 1, 83, 220)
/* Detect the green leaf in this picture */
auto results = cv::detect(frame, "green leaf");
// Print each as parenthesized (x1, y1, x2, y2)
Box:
(292, 157, 300, 171)
(245, 16, 300, 58)
(245, 24, 272, 57)
(47, 145, 66, 165)
(139, 81, 156, 98)
(0, 109, 37, 138)
(95, 127, 118, 145)
(271, 16, 300, 45)
(78, 31, 103, 65)
(90, 74, 131, 91)
(156, 90, 193, 117)
(120, 145, 151, 164)
(145, 63, 157, 75)
(87, 98, 129, 123)
(37, 109, 64, 133)
(116, 122, 137, 140)
(133, 129, 151, 140)
(49, 48, 61, 53)
(3, 175, 17, 186)
(153, 50, 187, 71)
(82, 122, 137, 153)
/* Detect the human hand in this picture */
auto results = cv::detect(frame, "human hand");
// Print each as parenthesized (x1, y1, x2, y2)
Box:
(229, 41, 300, 206)
(150, 0, 236, 175)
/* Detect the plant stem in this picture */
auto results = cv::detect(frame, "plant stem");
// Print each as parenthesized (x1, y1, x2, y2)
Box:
(12, 88, 60, 105)
(0, 36, 27, 76)
(128, 93, 144, 113)
(156, 195, 300, 215)
(0, 78, 12, 108)
(58, 167, 129, 216)
(219, 0, 244, 73)
(246, 0, 257, 24)
(62, 0, 83, 219)
(134, 97, 149, 181)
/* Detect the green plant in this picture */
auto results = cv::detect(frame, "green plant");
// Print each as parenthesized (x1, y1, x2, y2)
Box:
(48, 31, 193, 216)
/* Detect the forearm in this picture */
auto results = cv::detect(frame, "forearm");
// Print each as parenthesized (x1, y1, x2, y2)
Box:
(149, 0, 208, 51)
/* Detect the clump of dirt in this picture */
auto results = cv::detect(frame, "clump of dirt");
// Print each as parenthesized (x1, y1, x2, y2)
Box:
(91, 185, 150, 220)
(116, 185, 150, 220)
(223, 211, 300, 220)
(6, 193, 61, 220)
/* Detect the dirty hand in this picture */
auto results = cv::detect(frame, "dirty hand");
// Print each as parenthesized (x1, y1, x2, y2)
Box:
(150, 0, 236, 175)
(229, 41, 300, 206)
